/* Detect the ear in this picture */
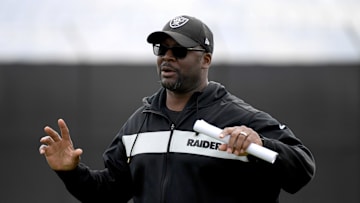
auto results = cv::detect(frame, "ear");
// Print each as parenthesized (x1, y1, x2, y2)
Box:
(202, 53, 212, 69)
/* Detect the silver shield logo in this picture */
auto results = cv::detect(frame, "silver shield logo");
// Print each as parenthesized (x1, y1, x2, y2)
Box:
(169, 16, 189, 28)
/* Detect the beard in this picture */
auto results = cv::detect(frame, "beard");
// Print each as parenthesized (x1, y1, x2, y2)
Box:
(157, 63, 199, 93)
(160, 77, 182, 91)
(158, 64, 183, 92)
(159, 69, 202, 94)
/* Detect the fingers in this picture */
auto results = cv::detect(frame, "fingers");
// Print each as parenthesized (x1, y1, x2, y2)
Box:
(39, 118, 73, 156)
(42, 118, 70, 142)
(39, 144, 47, 154)
(44, 125, 61, 142)
(219, 125, 258, 156)
(39, 135, 56, 156)
(58, 118, 71, 142)
(40, 135, 55, 146)
(232, 127, 251, 154)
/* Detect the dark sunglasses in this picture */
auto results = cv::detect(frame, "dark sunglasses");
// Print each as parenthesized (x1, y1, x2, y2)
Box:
(153, 44, 206, 59)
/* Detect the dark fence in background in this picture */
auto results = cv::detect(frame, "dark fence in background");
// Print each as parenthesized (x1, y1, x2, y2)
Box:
(0, 63, 359, 203)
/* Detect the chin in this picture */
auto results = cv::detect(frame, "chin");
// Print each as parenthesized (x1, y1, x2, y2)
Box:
(161, 81, 181, 91)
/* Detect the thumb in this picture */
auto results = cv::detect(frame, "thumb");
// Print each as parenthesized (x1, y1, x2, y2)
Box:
(73, 148, 83, 157)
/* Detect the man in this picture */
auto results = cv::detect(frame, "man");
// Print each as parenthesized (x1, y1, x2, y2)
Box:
(39, 15, 315, 203)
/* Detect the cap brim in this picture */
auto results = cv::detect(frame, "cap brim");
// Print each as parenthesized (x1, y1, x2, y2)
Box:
(147, 31, 198, 48)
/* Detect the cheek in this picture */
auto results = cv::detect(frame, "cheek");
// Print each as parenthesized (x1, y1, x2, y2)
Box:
(183, 58, 202, 72)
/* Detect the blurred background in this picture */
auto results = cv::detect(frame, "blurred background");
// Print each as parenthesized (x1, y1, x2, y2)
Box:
(0, 0, 359, 202)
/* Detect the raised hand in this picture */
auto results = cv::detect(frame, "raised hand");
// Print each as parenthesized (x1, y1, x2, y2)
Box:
(39, 119, 83, 171)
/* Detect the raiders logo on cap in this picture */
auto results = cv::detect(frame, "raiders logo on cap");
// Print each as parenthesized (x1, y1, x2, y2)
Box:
(169, 16, 189, 28)
(147, 15, 214, 53)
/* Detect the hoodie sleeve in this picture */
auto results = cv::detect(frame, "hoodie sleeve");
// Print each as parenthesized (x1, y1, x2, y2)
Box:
(55, 132, 133, 203)
(249, 111, 316, 194)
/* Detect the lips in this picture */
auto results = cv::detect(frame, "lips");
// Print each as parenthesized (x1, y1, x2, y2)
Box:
(161, 70, 176, 78)
(160, 64, 177, 78)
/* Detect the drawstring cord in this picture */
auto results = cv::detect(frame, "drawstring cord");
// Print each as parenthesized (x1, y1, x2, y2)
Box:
(195, 94, 200, 136)
(128, 114, 148, 163)
(128, 91, 202, 162)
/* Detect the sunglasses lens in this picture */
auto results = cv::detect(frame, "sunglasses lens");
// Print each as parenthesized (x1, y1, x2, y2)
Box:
(153, 45, 188, 59)
(158, 45, 168, 56)
(172, 47, 187, 59)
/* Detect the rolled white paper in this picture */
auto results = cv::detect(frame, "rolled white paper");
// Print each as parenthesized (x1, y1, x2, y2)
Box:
(193, 119, 278, 164)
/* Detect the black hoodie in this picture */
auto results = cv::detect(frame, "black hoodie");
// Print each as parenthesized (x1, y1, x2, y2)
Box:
(56, 81, 315, 203)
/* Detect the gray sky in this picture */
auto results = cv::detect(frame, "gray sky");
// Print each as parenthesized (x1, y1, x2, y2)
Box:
(0, 0, 359, 64)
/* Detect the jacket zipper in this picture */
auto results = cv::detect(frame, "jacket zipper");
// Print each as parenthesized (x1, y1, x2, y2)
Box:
(160, 123, 175, 203)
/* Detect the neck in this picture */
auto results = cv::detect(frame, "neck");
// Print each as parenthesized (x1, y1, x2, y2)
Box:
(166, 91, 192, 111)
(165, 80, 209, 111)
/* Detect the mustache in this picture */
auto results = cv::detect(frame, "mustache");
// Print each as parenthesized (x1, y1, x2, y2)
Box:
(160, 62, 176, 71)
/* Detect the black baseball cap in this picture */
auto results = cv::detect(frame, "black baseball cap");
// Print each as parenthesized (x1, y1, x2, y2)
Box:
(147, 15, 214, 53)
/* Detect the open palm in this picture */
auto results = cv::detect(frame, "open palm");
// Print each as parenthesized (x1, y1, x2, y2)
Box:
(39, 119, 83, 171)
